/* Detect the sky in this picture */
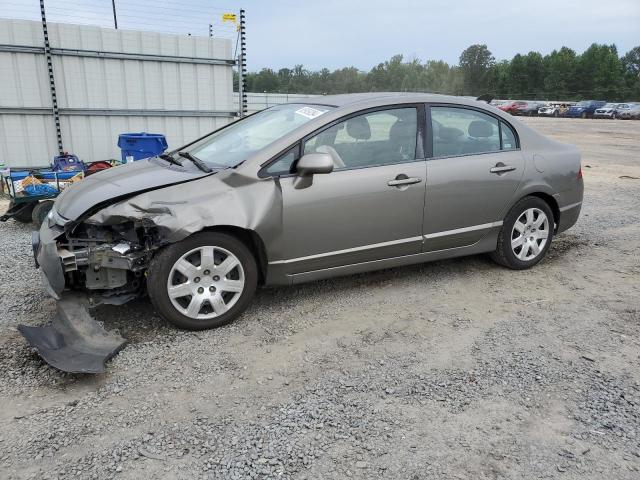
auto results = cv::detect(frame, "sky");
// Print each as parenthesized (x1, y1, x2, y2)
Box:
(2, 0, 639, 71)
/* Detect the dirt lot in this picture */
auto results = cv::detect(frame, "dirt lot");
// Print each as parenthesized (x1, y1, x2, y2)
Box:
(0, 118, 638, 480)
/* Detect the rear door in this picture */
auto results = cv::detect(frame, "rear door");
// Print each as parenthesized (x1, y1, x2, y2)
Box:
(266, 105, 427, 274)
(423, 105, 525, 251)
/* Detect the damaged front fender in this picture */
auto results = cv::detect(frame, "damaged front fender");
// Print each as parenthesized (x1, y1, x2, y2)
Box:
(85, 169, 283, 255)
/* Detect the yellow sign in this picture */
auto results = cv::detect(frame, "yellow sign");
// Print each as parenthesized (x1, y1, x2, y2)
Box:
(222, 13, 237, 23)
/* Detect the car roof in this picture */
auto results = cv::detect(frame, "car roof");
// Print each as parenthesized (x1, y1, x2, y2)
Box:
(307, 92, 481, 108)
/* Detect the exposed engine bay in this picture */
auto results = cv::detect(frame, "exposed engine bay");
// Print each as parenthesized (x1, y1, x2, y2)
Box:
(53, 221, 161, 301)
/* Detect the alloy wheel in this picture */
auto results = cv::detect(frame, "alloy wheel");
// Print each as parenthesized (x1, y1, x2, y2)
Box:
(510, 208, 550, 261)
(167, 246, 245, 320)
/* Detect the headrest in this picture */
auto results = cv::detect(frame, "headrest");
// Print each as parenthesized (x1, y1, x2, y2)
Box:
(346, 116, 371, 140)
(468, 120, 493, 138)
(389, 119, 407, 139)
(438, 126, 464, 141)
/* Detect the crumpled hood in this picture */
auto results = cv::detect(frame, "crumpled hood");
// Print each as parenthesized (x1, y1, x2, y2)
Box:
(54, 158, 211, 220)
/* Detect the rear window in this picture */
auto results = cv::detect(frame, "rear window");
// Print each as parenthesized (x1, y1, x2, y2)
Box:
(431, 107, 518, 157)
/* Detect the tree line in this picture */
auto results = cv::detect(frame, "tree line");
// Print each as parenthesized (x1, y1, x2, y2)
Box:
(243, 44, 640, 101)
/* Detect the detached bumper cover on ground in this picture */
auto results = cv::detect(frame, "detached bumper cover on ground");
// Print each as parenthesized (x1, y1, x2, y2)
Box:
(18, 293, 126, 373)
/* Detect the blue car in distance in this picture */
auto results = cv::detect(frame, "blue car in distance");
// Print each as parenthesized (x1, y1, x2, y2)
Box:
(563, 100, 607, 118)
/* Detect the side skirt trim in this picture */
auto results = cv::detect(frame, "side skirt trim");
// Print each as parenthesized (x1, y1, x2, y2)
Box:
(423, 221, 503, 239)
(268, 221, 503, 266)
(268, 236, 423, 265)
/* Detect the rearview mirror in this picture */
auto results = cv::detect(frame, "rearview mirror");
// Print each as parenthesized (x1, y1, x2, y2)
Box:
(296, 153, 334, 177)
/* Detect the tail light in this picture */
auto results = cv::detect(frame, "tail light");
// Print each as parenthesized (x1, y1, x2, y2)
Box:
(577, 166, 583, 179)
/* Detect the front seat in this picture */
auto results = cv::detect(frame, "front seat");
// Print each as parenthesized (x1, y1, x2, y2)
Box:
(345, 115, 371, 141)
(388, 118, 416, 161)
(339, 116, 372, 168)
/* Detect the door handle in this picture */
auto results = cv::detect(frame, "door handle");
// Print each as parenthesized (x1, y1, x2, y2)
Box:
(490, 164, 516, 174)
(388, 177, 422, 187)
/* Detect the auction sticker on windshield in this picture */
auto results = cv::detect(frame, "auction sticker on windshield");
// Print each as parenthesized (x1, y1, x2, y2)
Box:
(295, 106, 327, 119)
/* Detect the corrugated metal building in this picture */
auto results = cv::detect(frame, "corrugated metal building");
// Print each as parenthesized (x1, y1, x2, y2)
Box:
(0, 19, 236, 167)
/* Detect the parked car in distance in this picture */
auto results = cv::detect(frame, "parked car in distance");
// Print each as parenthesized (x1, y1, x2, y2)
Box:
(498, 101, 527, 115)
(35, 93, 584, 330)
(538, 103, 573, 117)
(594, 103, 628, 119)
(563, 100, 607, 118)
(611, 103, 635, 119)
(513, 101, 545, 116)
(618, 103, 640, 120)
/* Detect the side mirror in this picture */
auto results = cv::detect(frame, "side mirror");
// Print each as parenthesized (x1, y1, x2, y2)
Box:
(296, 153, 334, 177)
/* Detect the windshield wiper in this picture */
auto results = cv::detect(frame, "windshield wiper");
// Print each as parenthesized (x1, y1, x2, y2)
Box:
(158, 153, 183, 167)
(178, 151, 212, 173)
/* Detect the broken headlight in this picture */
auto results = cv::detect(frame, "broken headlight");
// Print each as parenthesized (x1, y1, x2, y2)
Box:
(47, 207, 69, 228)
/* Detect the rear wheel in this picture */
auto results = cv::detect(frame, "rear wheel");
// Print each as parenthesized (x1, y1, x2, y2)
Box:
(10, 201, 35, 223)
(581, 112, 587, 119)
(491, 196, 554, 269)
(31, 200, 54, 228)
(147, 232, 258, 330)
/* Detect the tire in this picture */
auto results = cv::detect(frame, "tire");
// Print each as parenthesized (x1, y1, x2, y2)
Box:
(31, 200, 54, 228)
(553, 110, 559, 117)
(490, 196, 554, 270)
(10, 202, 35, 223)
(147, 231, 258, 330)
(581, 112, 587, 119)
(612, 112, 617, 120)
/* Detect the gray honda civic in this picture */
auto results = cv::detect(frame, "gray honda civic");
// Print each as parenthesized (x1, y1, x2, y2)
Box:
(35, 93, 583, 332)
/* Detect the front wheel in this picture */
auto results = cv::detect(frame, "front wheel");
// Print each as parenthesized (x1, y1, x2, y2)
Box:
(147, 232, 258, 330)
(490, 197, 554, 269)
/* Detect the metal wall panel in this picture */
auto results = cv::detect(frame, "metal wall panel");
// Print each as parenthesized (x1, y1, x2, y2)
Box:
(0, 19, 234, 167)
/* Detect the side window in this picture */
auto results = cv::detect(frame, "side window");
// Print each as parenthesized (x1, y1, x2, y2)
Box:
(303, 108, 417, 171)
(264, 148, 297, 176)
(501, 121, 517, 150)
(431, 107, 500, 157)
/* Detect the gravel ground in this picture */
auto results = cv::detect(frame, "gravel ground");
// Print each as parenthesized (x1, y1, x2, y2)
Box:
(0, 117, 639, 480)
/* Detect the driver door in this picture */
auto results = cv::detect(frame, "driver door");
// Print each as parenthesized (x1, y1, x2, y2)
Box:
(270, 106, 427, 275)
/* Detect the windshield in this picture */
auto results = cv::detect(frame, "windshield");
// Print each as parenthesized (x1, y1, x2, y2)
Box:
(182, 103, 333, 168)
(603, 103, 616, 108)
(576, 101, 591, 107)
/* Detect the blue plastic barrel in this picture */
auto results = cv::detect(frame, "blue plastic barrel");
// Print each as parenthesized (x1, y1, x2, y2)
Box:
(117, 132, 168, 163)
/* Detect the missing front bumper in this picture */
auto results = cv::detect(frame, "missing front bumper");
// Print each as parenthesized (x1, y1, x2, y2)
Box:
(18, 293, 126, 374)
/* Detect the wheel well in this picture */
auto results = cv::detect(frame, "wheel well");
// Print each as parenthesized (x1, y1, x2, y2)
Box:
(528, 192, 560, 229)
(200, 225, 268, 284)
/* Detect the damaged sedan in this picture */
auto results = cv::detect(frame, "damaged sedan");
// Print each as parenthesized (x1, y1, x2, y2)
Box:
(27, 93, 583, 371)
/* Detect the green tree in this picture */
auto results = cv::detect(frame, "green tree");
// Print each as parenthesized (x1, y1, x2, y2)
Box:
(486, 60, 510, 97)
(458, 44, 495, 95)
(422, 60, 454, 93)
(543, 47, 578, 99)
(505, 54, 528, 97)
(577, 44, 625, 100)
(240, 44, 638, 101)
(621, 46, 640, 99)
(523, 51, 545, 98)
(249, 68, 280, 92)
